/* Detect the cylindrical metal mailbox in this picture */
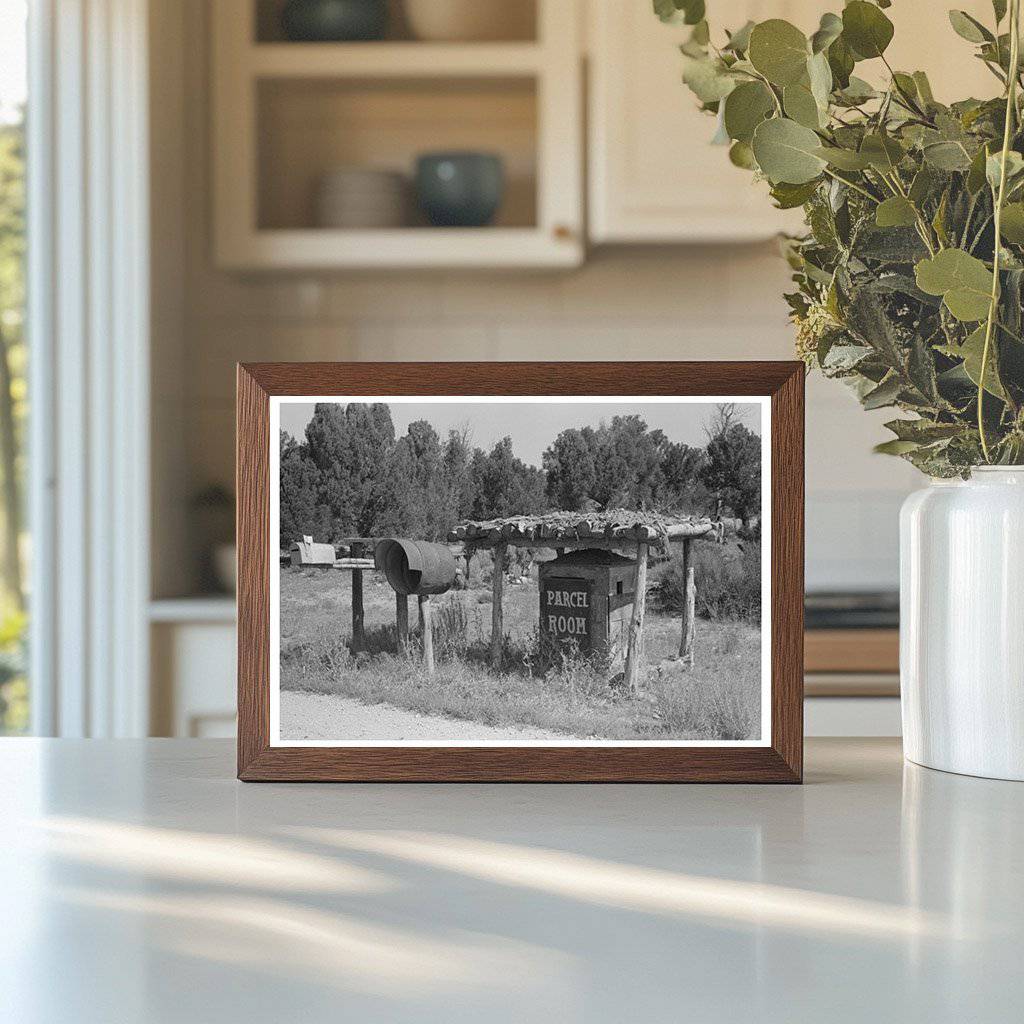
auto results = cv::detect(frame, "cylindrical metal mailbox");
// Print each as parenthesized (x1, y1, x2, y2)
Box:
(375, 539, 457, 596)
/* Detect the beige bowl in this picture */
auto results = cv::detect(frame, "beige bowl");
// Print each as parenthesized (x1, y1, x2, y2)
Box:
(315, 168, 410, 228)
(404, 0, 534, 42)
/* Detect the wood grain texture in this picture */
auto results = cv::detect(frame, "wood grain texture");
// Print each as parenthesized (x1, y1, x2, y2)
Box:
(804, 629, 899, 675)
(769, 364, 805, 783)
(236, 361, 805, 783)
(236, 365, 271, 777)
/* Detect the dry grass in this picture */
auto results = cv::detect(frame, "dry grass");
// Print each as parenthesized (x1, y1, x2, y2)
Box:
(279, 566, 762, 741)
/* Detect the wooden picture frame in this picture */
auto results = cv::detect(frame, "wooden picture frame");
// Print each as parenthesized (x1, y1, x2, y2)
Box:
(238, 362, 804, 782)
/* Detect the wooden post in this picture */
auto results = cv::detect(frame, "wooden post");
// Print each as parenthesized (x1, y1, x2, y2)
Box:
(350, 542, 365, 653)
(683, 566, 696, 667)
(395, 593, 409, 654)
(623, 542, 649, 694)
(419, 594, 435, 675)
(679, 537, 692, 661)
(490, 541, 506, 667)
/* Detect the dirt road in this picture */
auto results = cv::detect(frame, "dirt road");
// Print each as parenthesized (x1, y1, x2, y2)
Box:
(280, 690, 570, 742)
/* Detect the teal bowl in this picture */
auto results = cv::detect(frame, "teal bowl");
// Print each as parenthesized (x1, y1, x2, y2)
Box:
(281, 0, 388, 42)
(415, 152, 505, 228)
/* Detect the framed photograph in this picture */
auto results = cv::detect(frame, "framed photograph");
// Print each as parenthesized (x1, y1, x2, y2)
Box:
(237, 362, 804, 782)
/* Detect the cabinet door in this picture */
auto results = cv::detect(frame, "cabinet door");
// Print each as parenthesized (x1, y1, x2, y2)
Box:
(588, 1, 813, 243)
(588, 0, 999, 244)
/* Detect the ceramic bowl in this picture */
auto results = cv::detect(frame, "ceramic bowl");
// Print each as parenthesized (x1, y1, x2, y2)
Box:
(315, 168, 409, 228)
(403, 0, 534, 42)
(281, 0, 388, 42)
(415, 152, 505, 228)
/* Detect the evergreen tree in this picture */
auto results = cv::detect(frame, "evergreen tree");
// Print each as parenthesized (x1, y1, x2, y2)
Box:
(474, 438, 548, 519)
(661, 442, 707, 509)
(443, 426, 475, 520)
(543, 427, 597, 511)
(278, 432, 328, 548)
(700, 423, 761, 526)
(304, 402, 394, 539)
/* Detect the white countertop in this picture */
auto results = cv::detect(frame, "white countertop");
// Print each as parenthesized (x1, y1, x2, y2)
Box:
(1, 738, 1021, 1023)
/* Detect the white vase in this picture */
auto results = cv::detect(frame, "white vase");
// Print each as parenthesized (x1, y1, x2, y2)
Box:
(900, 467, 1024, 780)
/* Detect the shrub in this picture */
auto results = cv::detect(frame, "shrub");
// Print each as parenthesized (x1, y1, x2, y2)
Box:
(652, 540, 761, 623)
(433, 599, 470, 662)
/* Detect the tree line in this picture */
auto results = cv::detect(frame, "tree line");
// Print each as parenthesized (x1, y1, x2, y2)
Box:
(279, 403, 760, 549)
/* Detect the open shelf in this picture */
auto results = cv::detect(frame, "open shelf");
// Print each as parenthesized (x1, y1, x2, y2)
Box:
(257, 76, 538, 232)
(248, 41, 544, 78)
(213, 0, 581, 268)
(254, 0, 538, 45)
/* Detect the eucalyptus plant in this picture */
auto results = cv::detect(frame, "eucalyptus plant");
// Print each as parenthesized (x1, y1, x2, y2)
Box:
(659, 0, 1024, 474)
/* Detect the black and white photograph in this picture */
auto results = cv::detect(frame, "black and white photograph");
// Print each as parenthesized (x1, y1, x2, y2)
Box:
(270, 396, 770, 746)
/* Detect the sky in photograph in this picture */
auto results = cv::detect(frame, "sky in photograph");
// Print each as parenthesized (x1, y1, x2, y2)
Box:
(279, 399, 762, 467)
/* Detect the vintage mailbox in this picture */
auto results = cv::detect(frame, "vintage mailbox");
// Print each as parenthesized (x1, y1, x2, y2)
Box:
(289, 535, 336, 567)
(538, 550, 636, 657)
(375, 538, 457, 596)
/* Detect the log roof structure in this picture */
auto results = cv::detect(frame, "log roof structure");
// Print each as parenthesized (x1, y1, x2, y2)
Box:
(448, 510, 717, 552)
(449, 509, 718, 689)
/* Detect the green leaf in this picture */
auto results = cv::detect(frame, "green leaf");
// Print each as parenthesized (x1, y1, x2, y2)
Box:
(860, 133, 905, 173)
(958, 324, 1007, 398)
(909, 165, 936, 205)
(874, 439, 921, 456)
(915, 249, 994, 321)
(892, 72, 919, 102)
(783, 83, 822, 128)
(710, 108, 731, 145)
(967, 143, 993, 193)
(653, 0, 676, 23)
(862, 374, 902, 410)
(807, 51, 833, 109)
(885, 419, 963, 443)
(723, 81, 775, 143)
(986, 150, 1024, 190)
(994, 0, 1008, 24)
(827, 35, 855, 89)
(654, 0, 705, 25)
(728, 140, 758, 169)
(875, 196, 918, 228)
(948, 10, 993, 44)
(836, 75, 877, 105)
(752, 117, 827, 184)
(932, 190, 951, 247)
(1000, 202, 1024, 242)
(681, 55, 736, 103)
(912, 71, 935, 105)
(822, 341, 874, 373)
(770, 179, 820, 209)
(689, 20, 710, 46)
(724, 20, 755, 53)
(908, 334, 941, 402)
(748, 19, 810, 87)
(810, 12, 843, 54)
(923, 141, 973, 171)
(856, 226, 929, 263)
(815, 146, 872, 170)
(842, 1, 894, 60)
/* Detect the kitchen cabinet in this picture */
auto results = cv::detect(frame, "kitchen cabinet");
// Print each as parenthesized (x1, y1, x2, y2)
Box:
(587, 0, 999, 244)
(588, 1, 812, 243)
(211, 0, 584, 269)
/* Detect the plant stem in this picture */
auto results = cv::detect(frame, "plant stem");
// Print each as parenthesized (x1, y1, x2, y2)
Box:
(881, 54, 930, 120)
(979, 0, 1021, 463)
(821, 167, 879, 203)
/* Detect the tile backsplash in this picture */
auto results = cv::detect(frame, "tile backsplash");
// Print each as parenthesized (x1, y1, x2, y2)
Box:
(169, 247, 917, 595)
